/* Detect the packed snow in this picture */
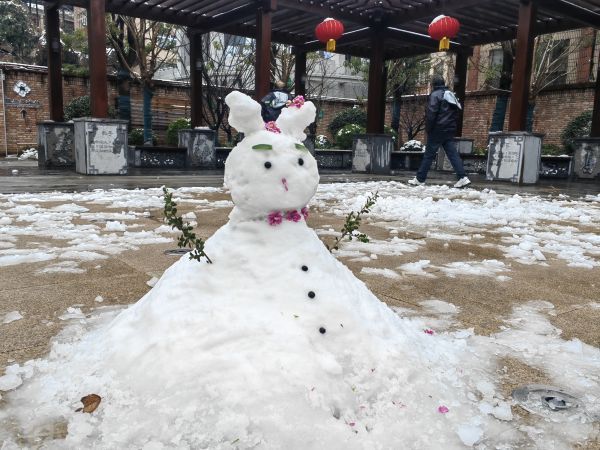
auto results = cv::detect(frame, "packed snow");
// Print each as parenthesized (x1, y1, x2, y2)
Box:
(0, 93, 598, 448)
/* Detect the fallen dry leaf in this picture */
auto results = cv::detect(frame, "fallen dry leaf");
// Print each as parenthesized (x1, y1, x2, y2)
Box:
(75, 394, 101, 413)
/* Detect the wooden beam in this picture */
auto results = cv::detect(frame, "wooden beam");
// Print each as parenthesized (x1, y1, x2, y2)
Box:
(592, 58, 600, 137)
(255, 1, 275, 100)
(367, 29, 385, 134)
(189, 29, 203, 128)
(278, 0, 372, 27)
(293, 47, 306, 97)
(508, 0, 537, 132)
(45, 5, 64, 121)
(387, 0, 492, 24)
(385, 27, 467, 52)
(88, 0, 109, 118)
(191, 3, 258, 28)
(539, 0, 600, 28)
(454, 50, 470, 137)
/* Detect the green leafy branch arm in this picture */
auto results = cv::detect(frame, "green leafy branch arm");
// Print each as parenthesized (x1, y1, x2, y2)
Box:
(329, 191, 379, 251)
(163, 187, 213, 264)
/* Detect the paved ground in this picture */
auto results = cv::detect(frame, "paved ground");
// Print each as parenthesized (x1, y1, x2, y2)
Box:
(2, 158, 599, 196)
(0, 157, 599, 447)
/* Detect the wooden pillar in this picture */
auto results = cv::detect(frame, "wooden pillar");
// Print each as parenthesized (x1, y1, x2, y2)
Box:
(293, 47, 307, 98)
(508, 0, 537, 132)
(46, 5, 64, 122)
(367, 30, 385, 134)
(454, 50, 470, 137)
(189, 30, 203, 128)
(592, 59, 600, 137)
(87, 0, 108, 118)
(255, 0, 275, 101)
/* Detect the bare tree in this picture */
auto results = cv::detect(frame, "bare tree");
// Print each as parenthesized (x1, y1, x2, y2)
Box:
(399, 96, 426, 141)
(107, 16, 179, 144)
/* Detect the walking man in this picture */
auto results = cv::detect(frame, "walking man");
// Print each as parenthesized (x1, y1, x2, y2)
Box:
(408, 74, 471, 188)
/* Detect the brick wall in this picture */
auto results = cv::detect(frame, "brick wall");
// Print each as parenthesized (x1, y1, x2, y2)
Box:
(0, 63, 595, 154)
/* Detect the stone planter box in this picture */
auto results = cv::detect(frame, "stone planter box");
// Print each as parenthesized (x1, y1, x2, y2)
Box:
(316, 149, 352, 170)
(539, 155, 572, 179)
(572, 138, 600, 179)
(393, 151, 424, 171)
(178, 128, 217, 169)
(74, 118, 128, 175)
(127, 146, 187, 168)
(37, 121, 75, 167)
(352, 134, 394, 174)
(436, 138, 474, 171)
(486, 132, 543, 184)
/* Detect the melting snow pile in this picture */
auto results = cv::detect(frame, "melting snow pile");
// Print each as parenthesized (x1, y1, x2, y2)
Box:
(0, 92, 598, 449)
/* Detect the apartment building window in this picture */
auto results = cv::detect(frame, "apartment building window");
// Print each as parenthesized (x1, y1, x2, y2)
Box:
(486, 48, 503, 88)
(547, 39, 569, 86)
(224, 34, 248, 55)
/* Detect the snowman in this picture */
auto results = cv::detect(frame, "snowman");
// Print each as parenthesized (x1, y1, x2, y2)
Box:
(0, 92, 499, 449)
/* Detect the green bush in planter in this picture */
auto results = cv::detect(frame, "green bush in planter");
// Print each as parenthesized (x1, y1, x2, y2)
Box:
(541, 144, 564, 156)
(328, 108, 367, 137)
(129, 128, 157, 146)
(63, 95, 116, 121)
(335, 123, 366, 149)
(561, 110, 592, 154)
(166, 118, 191, 146)
(315, 134, 331, 149)
(64, 96, 91, 121)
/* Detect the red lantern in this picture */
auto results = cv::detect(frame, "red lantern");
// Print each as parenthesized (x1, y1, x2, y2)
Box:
(315, 18, 344, 52)
(428, 15, 460, 51)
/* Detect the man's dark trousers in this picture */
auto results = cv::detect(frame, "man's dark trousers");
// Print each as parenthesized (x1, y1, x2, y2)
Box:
(416, 132, 466, 182)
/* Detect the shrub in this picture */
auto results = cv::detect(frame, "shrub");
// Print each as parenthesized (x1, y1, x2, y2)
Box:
(561, 110, 592, 154)
(335, 123, 365, 149)
(64, 96, 91, 121)
(473, 146, 488, 156)
(328, 108, 367, 136)
(541, 144, 564, 156)
(315, 134, 331, 149)
(400, 140, 425, 152)
(128, 128, 157, 146)
(166, 118, 191, 146)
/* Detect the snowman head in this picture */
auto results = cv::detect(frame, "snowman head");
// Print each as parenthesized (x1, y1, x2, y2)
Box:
(224, 91, 319, 217)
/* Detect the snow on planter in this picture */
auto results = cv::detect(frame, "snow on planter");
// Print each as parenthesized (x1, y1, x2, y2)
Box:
(0, 91, 587, 448)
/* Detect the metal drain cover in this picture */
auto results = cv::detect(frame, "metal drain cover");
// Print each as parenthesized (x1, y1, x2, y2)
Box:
(512, 384, 589, 421)
(163, 249, 191, 256)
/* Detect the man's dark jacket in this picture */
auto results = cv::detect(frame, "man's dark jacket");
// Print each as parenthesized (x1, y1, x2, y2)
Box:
(425, 85, 460, 135)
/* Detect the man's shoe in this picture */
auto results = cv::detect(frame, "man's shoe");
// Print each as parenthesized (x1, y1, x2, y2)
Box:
(454, 176, 471, 188)
(407, 177, 425, 186)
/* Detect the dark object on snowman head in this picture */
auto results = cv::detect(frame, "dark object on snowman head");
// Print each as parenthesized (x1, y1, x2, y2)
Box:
(319, 327, 326, 334)
(308, 291, 315, 299)
(301, 265, 308, 271)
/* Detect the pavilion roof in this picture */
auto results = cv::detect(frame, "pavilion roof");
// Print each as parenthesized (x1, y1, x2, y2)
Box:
(58, 0, 600, 58)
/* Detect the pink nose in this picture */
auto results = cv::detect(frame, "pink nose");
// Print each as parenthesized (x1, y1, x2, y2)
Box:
(281, 178, 288, 191)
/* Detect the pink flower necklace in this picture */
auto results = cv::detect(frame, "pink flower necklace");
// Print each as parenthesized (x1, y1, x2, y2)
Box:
(268, 207, 309, 226)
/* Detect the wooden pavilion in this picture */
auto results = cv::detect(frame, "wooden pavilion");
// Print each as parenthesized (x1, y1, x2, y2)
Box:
(44, 0, 600, 138)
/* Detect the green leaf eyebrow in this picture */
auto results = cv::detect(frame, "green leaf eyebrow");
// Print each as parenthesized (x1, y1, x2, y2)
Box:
(295, 143, 308, 151)
(252, 144, 273, 150)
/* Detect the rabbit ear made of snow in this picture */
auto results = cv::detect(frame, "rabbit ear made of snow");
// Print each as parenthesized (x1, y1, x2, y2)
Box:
(225, 91, 265, 135)
(276, 100, 316, 141)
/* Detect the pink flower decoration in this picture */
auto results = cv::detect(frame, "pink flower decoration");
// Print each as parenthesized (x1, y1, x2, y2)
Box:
(267, 211, 283, 226)
(423, 328, 435, 335)
(265, 121, 281, 133)
(348, 422, 356, 427)
(438, 405, 449, 414)
(286, 210, 302, 222)
(290, 95, 305, 108)
(301, 206, 309, 220)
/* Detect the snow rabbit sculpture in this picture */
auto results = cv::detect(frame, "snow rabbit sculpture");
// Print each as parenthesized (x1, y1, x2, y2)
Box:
(224, 91, 319, 221)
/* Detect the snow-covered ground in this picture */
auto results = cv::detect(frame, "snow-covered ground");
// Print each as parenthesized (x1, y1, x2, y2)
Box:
(0, 180, 599, 448)
(0, 187, 232, 273)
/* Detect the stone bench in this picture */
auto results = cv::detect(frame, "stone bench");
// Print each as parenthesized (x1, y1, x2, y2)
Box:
(128, 146, 187, 168)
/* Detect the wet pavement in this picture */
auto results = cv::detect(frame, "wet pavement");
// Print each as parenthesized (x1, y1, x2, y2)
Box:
(1, 157, 598, 196)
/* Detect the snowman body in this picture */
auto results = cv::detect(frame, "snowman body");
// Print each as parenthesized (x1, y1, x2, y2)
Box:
(2, 92, 485, 449)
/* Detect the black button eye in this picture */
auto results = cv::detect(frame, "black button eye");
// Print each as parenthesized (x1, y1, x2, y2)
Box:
(298, 158, 304, 166)
(264, 161, 272, 169)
